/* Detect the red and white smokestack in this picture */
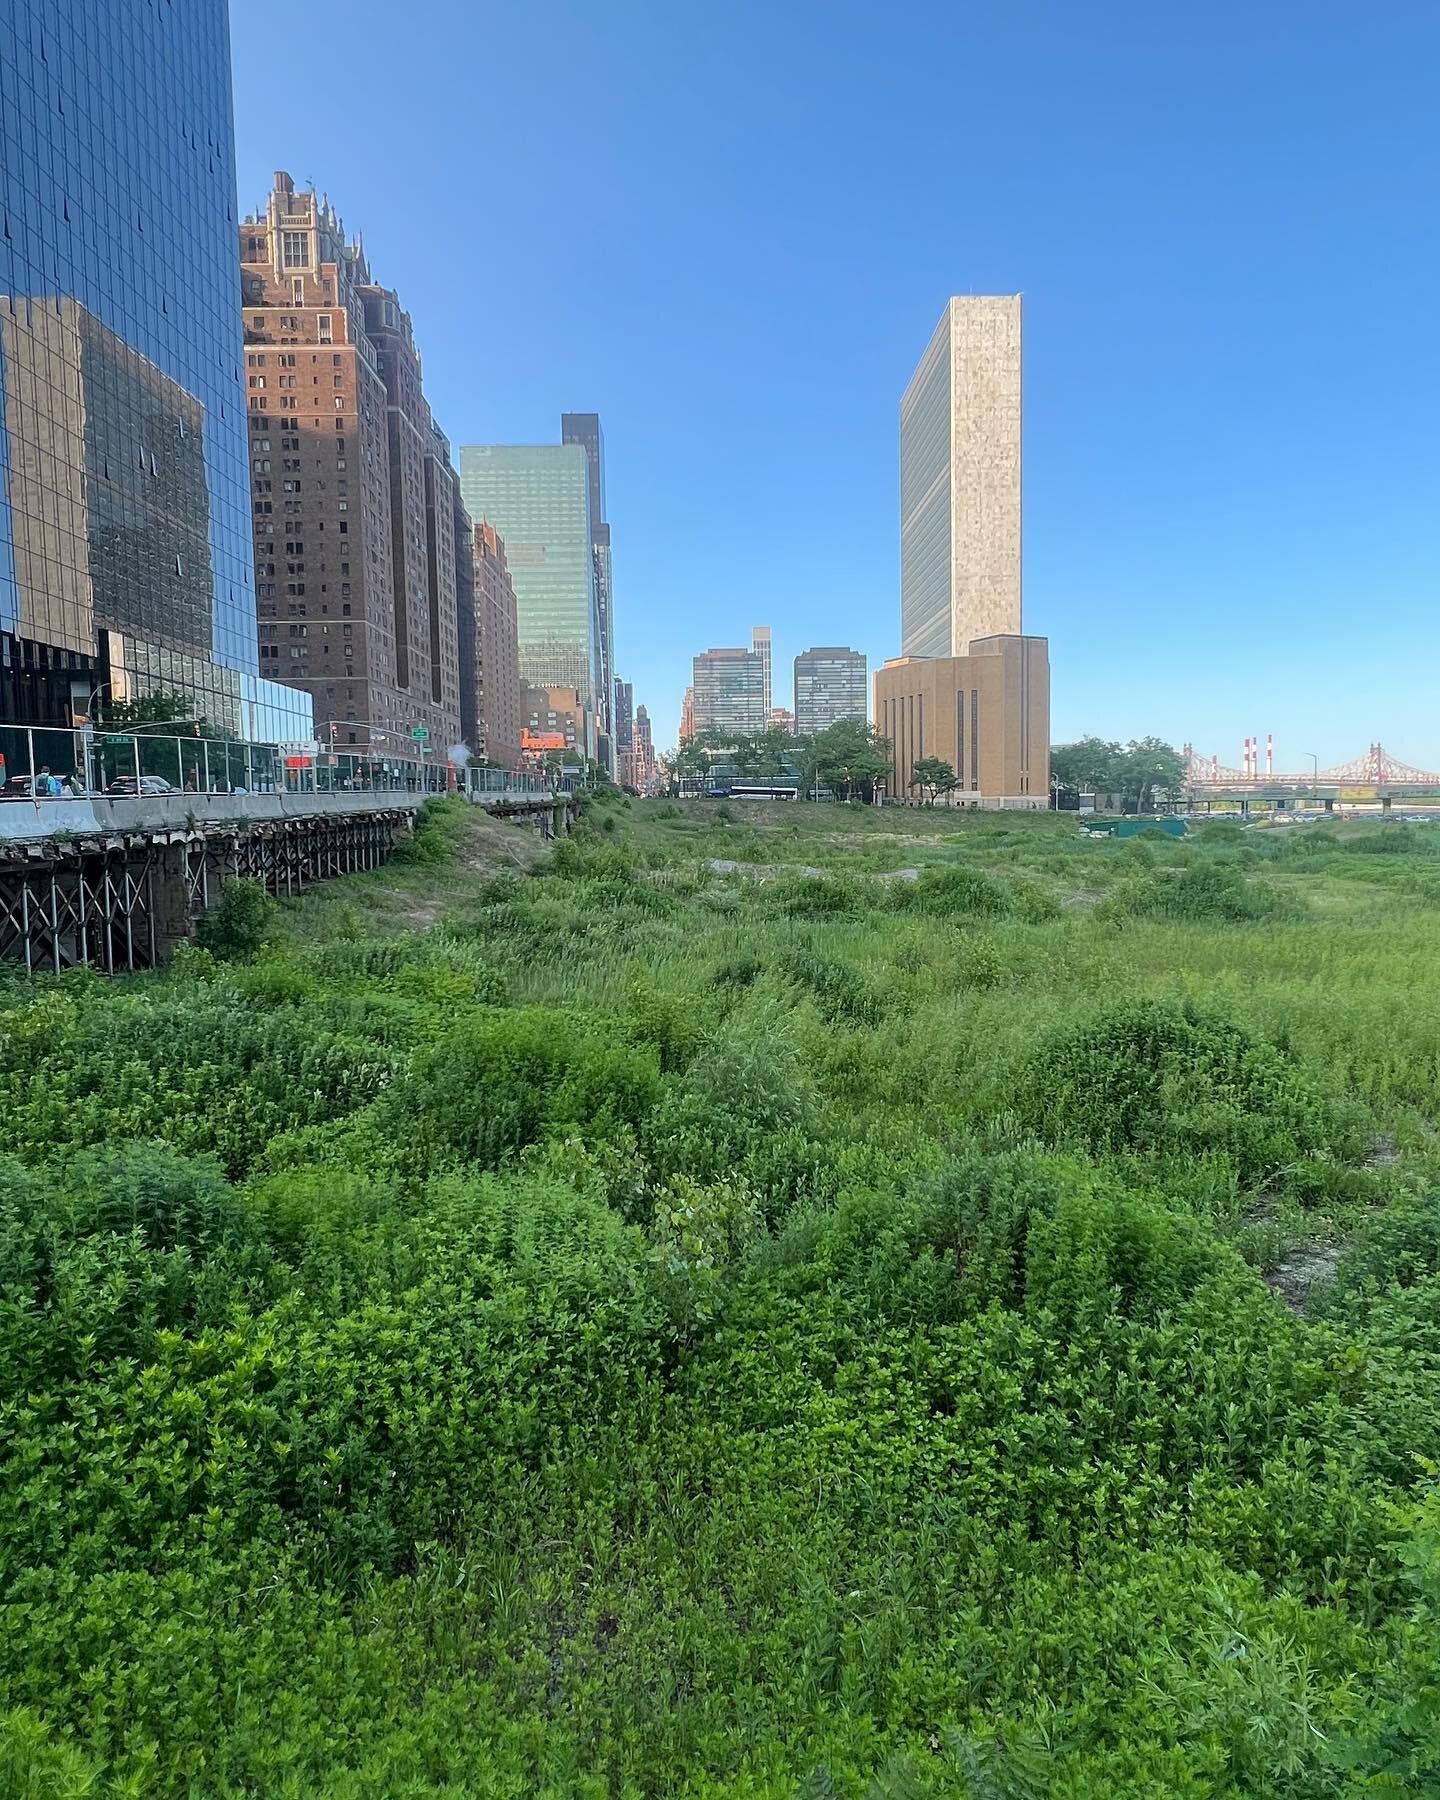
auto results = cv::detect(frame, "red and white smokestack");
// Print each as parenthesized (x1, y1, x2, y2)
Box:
(1266, 734, 1274, 776)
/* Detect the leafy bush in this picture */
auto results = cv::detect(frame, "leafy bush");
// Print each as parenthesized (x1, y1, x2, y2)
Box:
(194, 877, 276, 958)
(779, 946, 881, 1023)
(382, 1007, 664, 1169)
(895, 864, 1012, 917)
(1015, 998, 1367, 1183)
(1097, 860, 1298, 923)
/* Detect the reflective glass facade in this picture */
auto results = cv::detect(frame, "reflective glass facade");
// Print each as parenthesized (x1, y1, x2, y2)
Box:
(794, 646, 868, 734)
(559, 412, 612, 748)
(691, 647, 767, 740)
(459, 444, 600, 718)
(0, 0, 305, 736)
(900, 297, 1023, 661)
(899, 310, 953, 658)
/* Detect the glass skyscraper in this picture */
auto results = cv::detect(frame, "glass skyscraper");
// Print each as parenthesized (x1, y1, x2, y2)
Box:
(459, 444, 600, 740)
(794, 646, 868, 734)
(560, 412, 613, 744)
(690, 645, 767, 740)
(900, 296, 1023, 659)
(0, 0, 310, 738)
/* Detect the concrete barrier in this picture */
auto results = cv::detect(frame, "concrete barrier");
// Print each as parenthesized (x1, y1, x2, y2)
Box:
(0, 788, 426, 843)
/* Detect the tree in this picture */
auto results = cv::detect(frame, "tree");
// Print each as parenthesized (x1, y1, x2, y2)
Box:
(812, 719, 891, 803)
(1117, 737, 1186, 812)
(909, 756, 957, 806)
(1050, 737, 1123, 803)
(1050, 736, 1185, 811)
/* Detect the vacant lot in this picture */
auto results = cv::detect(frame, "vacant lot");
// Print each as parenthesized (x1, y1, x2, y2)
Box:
(3, 795, 1439, 1794)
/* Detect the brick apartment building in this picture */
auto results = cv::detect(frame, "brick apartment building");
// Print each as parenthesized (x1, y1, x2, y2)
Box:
(239, 173, 461, 752)
(458, 517, 522, 769)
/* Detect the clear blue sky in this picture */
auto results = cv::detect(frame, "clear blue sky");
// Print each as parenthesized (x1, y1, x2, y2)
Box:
(231, 0, 1439, 766)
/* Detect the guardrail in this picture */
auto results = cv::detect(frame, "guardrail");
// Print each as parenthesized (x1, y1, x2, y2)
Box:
(0, 723, 555, 805)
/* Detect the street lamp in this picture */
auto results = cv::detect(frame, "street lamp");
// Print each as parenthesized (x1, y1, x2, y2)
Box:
(1304, 751, 1318, 785)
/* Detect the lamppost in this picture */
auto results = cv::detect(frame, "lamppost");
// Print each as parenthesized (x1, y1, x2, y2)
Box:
(1305, 751, 1318, 786)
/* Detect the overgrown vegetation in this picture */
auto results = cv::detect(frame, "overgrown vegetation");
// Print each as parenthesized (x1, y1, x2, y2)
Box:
(3, 793, 1440, 1793)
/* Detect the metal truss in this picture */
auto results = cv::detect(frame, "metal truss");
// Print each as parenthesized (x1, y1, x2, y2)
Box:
(1185, 742, 1440, 790)
(0, 843, 158, 973)
(0, 810, 404, 974)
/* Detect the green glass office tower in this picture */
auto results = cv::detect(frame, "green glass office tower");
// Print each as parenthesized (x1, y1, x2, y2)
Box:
(459, 445, 600, 749)
(561, 412, 613, 744)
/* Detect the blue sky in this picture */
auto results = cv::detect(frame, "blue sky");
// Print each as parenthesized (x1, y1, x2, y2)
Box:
(231, 1, 1439, 765)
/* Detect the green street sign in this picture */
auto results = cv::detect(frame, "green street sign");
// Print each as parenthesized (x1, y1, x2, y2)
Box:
(103, 735, 132, 747)
(411, 725, 429, 742)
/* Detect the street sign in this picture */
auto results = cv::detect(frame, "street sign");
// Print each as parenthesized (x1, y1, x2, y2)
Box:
(411, 725, 429, 742)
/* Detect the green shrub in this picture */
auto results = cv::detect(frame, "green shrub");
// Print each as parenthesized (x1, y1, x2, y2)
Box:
(382, 1007, 664, 1169)
(1015, 998, 1367, 1183)
(1097, 861, 1297, 924)
(897, 864, 1012, 917)
(194, 877, 276, 958)
(779, 946, 881, 1023)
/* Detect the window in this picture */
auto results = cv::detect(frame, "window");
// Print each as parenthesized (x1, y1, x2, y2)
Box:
(248, 375, 265, 389)
(291, 278, 304, 304)
(279, 353, 296, 367)
(318, 314, 333, 342)
(332, 353, 341, 366)
(333, 375, 343, 387)
(251, 315, 264, 330)
(279, 375, 296, 389)
(251, 457, 270, 473)
(282, 230, 308, 269)
(336, 457, 347, 471)
(334, 397, 345, 410)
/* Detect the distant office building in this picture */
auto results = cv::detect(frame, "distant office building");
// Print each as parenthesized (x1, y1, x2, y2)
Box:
(752, 625, 773, 714)
(456, 511, 522, 769)
(633, 703, 655, 788)
(901, 296, 1022, 659)
(691, 645, 767, 740)
(459, 444, 600, 757)
(874, 635, 1048, 804)
(891, 296, 1048, 807)
(613, 677, 635, 786)
(794, 646, 867, 734)
(473, 523, 523, 769)
(521, 684, 588, 763)
(769, 707, 795, 733)
(240, 173, 460, 749)
(0, 0, 309, 739)
(679, 686, 695, 744)
(562, 413, 614, 749)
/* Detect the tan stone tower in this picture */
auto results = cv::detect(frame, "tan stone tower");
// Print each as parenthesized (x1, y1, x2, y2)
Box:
(900, 296, 1022, 658)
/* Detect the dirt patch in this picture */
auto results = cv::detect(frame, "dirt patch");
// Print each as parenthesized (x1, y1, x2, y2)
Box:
(454, 811, 550, 876)
(1264, 1244, 1343, 1313)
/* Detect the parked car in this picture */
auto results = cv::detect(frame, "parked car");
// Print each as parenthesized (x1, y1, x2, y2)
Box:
(106, 775, 176, 796)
